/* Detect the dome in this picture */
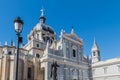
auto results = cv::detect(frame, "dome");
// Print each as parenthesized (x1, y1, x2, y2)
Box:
(34, 23, 54, 34)
(31, 8, 55, 34)
(41, 23, 54, 34)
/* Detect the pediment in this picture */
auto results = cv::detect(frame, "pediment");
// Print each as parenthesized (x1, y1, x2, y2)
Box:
(63, 33, 83, 44)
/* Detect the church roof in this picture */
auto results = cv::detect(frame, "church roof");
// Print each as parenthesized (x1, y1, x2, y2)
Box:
(33, 23, 54, 34)
(41, 23, 54, 34)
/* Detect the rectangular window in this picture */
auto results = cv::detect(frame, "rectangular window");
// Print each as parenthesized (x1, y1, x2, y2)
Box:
(28, 67, 32, 79)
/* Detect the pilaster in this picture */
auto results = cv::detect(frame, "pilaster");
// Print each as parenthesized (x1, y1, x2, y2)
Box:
(77, 69, 79, 80)
(1, 55, 9, 80)
(66, 67, 70, 80)
(39, 31, 43, 42)
(33, 57, 39, 80)
(0, 58, 2, 80)
(9, 56, 15, 80)
(63, 42, 67, 58)
(45, 62, 49, 80)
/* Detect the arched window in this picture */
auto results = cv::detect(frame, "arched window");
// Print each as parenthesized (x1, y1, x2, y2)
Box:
(36, 44, 39, 48)
(8, 51, 12, 55)
(50, 39, 53, 44)
(73, 49, 76, 57)
(47, 37, 50, 41)
(93, 51, 96, 56)
(36, 54, 40, 58)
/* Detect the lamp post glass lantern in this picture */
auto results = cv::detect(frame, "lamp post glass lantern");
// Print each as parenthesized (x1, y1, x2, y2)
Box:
(14, 17, 24, 33)
(14, 16, 23, 80)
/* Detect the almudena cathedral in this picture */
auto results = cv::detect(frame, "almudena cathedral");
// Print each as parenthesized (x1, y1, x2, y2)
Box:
(0, 8, 120, 80)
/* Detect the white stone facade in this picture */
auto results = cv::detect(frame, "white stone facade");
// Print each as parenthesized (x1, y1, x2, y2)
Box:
(92, 58, 120, 80)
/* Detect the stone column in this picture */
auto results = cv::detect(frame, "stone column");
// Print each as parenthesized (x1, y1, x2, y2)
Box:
(69, 68, 72, 80)
(69, 42, 72, 59)
(9, 56, 15, 80)
(63, 42, 67, 58)
(40, 31, 43, 42)
(77, 47, 79, 63)
(45, 62, 49, 80)
(67, 68, 70, 80)
(38, 59, 42, 80)
(81, 70, 84, 80)
(1, 55, 9, 80)
(77, 69, 80, 80)
(39, 67, 44, 80)
(23, 56, 28, 80)
(0, 58, 2, 80)
(33, 57, 38, 80)
(79, 70, 81, 80)
(63, 65, 66, 80)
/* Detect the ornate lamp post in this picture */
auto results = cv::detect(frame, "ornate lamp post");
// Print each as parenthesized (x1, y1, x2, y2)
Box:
(14, 17, 24, 80)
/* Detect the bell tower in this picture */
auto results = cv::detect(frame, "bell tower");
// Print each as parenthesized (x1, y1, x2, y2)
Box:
(91, 38, 100, 63)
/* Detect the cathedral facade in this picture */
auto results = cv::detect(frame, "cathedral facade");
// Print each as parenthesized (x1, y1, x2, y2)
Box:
(0, 8, 120, 80)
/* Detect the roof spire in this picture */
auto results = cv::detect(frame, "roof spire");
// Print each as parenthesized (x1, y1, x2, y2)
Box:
(92, 37, 100, 51)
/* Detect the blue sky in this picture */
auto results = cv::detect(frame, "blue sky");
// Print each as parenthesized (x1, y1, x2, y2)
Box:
(0, 0, 120, 60)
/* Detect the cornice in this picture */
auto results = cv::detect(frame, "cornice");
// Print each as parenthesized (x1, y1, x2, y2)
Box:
(19, 48, 28, 52)
(92, 58, 120, 68)
(41, 53, 89, 69)
(28, 47, 44, 51)
(93, 73, 120, 78)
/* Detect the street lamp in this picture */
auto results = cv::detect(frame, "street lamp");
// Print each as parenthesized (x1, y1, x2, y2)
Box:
(14, 17, 24, 80)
